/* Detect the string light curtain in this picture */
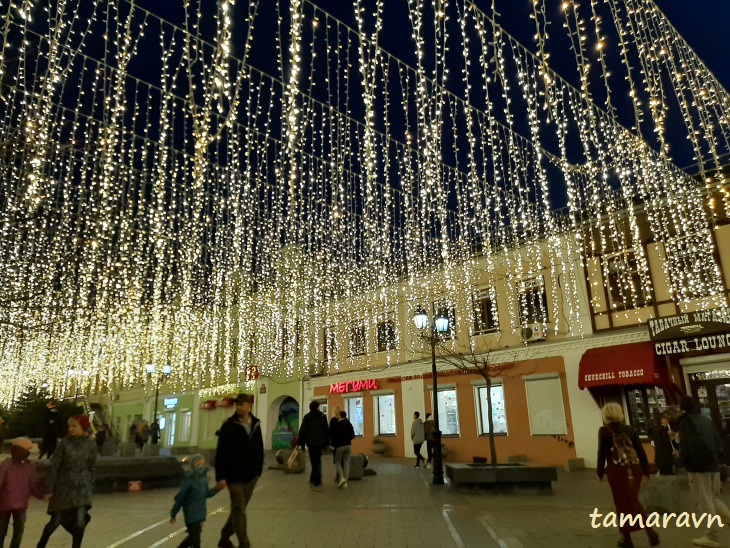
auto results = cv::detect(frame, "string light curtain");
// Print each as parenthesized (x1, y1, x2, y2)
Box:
(0, 0, 727, 403)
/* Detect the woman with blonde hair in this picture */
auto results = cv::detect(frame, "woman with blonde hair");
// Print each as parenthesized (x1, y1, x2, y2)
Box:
(597, 402, 659, 548)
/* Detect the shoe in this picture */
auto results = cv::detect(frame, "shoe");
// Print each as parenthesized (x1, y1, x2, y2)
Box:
(617, 538, 634, 548)
(338, 478, 346, 488)
(425, 462, 430, 469)
(218, 540, 235, 548)
(414, 463, 420, 468)
(313, 485, 322, 492)
(648, 531, 660, 547)
(342, 481, 348, 489)
(692, 537, 722, 548)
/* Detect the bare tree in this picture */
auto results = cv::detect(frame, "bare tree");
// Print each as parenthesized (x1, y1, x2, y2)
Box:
(436, 337, 530, 469)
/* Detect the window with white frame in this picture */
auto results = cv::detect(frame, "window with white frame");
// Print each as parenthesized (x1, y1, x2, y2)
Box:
(375, 394, 396, 435)
(432, 300, 456, 340)
(524, 375, 567, 435)
(349, 324, 367, 356)
(604, 251, 649, 311)
(476, 384, 507, 434)
(178, 411, 192, 442)
(472, 288, 498, 335)
(376, 318, 397, 352)
(322, 326, 337, 362)
(518, 277, 548, 324)
(434, 388, 460, 436)
(345, 397, 364, 436)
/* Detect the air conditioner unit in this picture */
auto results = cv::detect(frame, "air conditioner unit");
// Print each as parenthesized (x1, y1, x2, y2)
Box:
(520, 323, 546, 342)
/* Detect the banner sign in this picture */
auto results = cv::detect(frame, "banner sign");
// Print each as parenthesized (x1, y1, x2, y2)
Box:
(655, 333, 730, 356)
(649, 308, 730, 342)
(330, 379, 378, 394)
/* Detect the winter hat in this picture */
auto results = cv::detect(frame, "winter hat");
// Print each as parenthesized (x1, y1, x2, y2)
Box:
(188, 453, 206, 469)
(71, 414, 91, 431)
(12, 437, 34, 452)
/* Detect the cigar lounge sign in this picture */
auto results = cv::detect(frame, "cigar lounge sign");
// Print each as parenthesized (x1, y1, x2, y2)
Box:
(649, 307, 730, 356)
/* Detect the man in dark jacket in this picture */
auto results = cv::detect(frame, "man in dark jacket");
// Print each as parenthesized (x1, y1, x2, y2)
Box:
(215, 393, 263, 548)
(678, 395, 730, 548)
(330, 410, 356, 488)
(298, 400, 329, 491)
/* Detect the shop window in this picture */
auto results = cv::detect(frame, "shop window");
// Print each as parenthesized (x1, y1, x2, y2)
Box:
(433, 388, 460, 436)
(281, 319, 301, 359)
(432, 300, 456, 341)
(518, 277, 548, 324)
(525, 376, 567, 435)
(625, 386, 667, 435)
(322, 326, 337, 363)
(476, 385, 507, 434)
(178, 411, 192, 442)
(377, 319, 397, 352)
(472, 288, 498, 335)
(604, 251, 649, 311)
(375, 394, 396, 435)
(349, 324, 367, 357)
(345, 397, 364, 436)
(316, 399, 328, 419)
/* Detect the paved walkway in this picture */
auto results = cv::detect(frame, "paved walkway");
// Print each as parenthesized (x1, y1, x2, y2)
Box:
(13, 452, 730, 547)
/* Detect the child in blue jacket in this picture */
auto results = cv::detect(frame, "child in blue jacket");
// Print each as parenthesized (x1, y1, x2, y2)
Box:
(170, 454, 222, 548)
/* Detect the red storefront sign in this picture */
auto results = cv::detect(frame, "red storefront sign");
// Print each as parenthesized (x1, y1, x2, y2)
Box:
(199, 399, 217, 410)
(330, 379, 378, 394)
(216, 397, 236, 408)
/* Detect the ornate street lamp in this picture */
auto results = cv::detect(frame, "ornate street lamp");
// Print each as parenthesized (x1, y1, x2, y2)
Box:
(413, 306, 450, 485)
(147, 364, 173, 424)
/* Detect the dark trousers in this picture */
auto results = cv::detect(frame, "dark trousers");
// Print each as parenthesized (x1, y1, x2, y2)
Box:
(0, 509, 26, 548)
(220, 478, 258, 548)
(177, 522, 202, 548)
(658, 464, 674, 475)
(39, 438, 56, 459)
(413, 443, 424, 466)
(37, 506, 88, 548)
(426, 440, 434, 463)
(308, 446, 324, 486)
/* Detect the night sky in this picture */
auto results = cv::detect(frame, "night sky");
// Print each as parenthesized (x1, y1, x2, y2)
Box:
(657, 0, 730, 90)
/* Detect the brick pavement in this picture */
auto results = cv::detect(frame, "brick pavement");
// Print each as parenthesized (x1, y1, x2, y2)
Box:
(12, 452, 730, 547)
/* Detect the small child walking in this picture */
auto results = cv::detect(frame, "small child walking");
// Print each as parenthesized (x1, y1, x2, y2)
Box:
(170, 454, 222, 548)
(0, 437, 44, 548)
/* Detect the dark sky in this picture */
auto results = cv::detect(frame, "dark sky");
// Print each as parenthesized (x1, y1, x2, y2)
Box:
(656, 0, 730, 90)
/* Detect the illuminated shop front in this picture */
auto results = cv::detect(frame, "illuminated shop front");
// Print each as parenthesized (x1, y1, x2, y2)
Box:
(306, 356, 577, 467)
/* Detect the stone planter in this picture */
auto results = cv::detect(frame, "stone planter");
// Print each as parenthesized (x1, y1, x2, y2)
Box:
(372, 441, 386, 455)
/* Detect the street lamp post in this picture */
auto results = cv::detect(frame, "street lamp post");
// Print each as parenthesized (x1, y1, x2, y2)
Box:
(413, 306, 450, 485)
(146, 364, 172, 423)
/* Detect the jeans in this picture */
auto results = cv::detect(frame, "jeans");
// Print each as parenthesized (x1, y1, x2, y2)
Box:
(37, 506, 89, 548)
(334, 445, 352, 483)
(426, 440, 434, 463)
(413, 443, 424, 466)
(220, 478, 258, 548)
(689, 471, 730, 541)
(177, 521, 202, 548)
(0, 510, 26, 548)
(308, 446, 324, 486)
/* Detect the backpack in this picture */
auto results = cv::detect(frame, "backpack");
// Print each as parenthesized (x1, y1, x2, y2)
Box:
(606, 426, 639, 466)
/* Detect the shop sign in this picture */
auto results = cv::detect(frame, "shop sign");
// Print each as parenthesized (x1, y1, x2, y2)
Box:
(199, 399, 217, 410)
(648, 308, 730, 342)
(654, 333, 730, 356)
(329, 379, 378, 394)
(216, 397, 236, 408)
(697, 387, 708, 398)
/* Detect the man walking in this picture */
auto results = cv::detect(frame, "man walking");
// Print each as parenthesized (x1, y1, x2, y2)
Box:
(411, 411, 425, 468)
(298, 401, 329, 491)
(215, 394, 264, 548)
(678, 395, 730, 548)
(423, 413, 435, 469)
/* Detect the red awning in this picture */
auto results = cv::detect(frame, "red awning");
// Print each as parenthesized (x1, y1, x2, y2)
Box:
(579, 342, 670, 389)
(216, 397, 235, 408)
(199, 400, 217, 410)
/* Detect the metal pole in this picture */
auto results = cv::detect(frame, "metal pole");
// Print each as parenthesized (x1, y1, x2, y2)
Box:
(153, 379, 160, 424)
(430, 333, 445, 485)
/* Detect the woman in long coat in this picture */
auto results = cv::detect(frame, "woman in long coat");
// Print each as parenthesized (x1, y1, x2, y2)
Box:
(37, 414, 97, 548)
(597, 403, 659, 548)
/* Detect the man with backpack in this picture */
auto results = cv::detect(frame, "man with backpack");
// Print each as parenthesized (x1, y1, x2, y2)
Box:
(678, 395, 730, 548)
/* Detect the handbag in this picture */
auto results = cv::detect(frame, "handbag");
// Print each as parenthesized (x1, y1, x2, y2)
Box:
(639, 475, 681, 513)
(286, 447, 301, 469)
